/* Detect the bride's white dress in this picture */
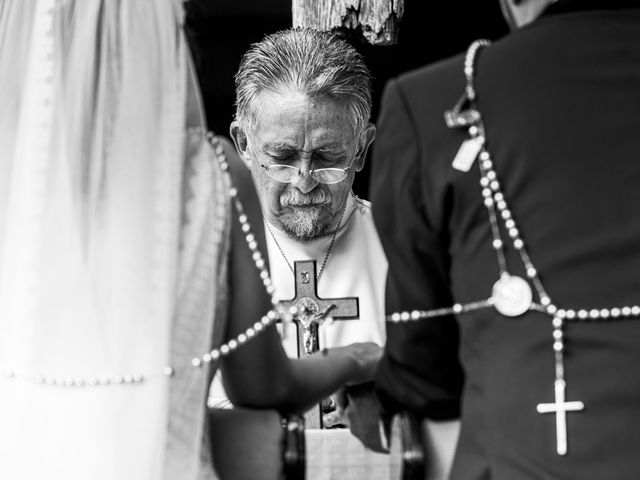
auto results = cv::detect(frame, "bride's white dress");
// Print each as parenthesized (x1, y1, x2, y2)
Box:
(0, 1, 228, 478)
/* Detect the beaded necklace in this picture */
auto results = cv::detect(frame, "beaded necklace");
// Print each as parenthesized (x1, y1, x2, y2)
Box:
(387, 40, 640, 456)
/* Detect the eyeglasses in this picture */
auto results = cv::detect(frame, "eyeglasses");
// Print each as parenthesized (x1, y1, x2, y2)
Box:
(259, 159, 355, 185)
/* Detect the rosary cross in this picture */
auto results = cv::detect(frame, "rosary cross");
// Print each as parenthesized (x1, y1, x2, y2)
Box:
(277, 260, 359, 357)
(536, 379, 584, 455)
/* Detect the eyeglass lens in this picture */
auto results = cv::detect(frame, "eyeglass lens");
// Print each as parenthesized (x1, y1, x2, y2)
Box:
(265, 165, 347, 184)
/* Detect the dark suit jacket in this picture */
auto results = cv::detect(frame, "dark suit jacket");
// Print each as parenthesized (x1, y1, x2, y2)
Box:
(371, 1, 640, 479)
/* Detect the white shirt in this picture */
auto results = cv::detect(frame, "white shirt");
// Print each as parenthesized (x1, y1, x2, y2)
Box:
(209, 194, 387, 403)
(266, 193, 387, 355)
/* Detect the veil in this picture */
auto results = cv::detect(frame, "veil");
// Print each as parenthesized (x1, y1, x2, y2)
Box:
(0, 0, 225, 478)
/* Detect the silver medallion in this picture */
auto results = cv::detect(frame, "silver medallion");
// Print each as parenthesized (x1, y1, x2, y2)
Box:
(491, 274, 532, 317)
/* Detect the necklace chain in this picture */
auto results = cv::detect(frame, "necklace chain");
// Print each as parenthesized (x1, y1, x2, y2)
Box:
(265, 201, 348, 284)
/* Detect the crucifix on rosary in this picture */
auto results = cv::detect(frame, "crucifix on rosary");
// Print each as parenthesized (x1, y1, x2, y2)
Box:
(277, 259, 359, 429)
(278, 259, 359, 357)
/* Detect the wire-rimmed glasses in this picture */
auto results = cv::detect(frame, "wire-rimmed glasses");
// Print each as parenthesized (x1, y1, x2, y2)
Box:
(259, 158, 355, 185)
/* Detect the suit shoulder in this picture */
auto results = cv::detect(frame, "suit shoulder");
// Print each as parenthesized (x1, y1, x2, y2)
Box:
(392, 52, 466, 99)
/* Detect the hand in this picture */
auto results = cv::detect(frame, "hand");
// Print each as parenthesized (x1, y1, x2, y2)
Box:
(334, 342, 383, 385)
(342, 382, 389, 453)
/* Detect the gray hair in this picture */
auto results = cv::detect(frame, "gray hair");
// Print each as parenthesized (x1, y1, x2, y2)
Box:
(234, 28, 372, 133)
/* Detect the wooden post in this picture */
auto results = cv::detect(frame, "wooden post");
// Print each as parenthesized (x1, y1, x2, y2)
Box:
(292, 0, 404, 45)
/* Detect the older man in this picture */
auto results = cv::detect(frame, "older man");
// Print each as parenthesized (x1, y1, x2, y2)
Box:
(211, 29, 386, 427)
(229, 28, 385, 362)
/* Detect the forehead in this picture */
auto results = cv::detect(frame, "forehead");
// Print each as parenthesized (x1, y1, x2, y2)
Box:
(250, 89, 355, 147)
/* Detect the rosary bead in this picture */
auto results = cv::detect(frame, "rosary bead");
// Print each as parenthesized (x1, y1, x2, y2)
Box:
(553, 330, 563, 340)
(492, 239, 503, 250)
(237, 333, 247, 344)
(211, 351, 221, 361)
(202, 353, 212, 363)
(513, 239, 524, 250)
(578, 310, 588, 319)
(400, 312, 410, 321)
(526, 267, 537, 278)
(191, 358, 201, 368)
(552, 317, 563, 329)
(479, 151, 490, 162)
(453, 303, 463, 314)
(622, 306, 631, 316)
(480, 177, 490, 188)
(553, 341, 564, 352)
(163, 367, 174, 377)
(632, 306, 640, 315)
(220, 345, 230, 355)
(391, 312, 401, 322)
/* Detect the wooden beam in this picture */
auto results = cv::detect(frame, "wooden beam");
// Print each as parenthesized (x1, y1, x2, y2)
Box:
(292, 0, 404, 45)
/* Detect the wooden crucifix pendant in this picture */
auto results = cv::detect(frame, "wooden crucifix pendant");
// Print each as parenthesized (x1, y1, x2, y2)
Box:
(536, 379, 584, 455)
(277, 259, 359, 429)
(278, 260, 359, 357)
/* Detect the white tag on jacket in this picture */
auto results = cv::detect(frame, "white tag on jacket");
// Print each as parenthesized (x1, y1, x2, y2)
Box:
(452, 136, 484, 172)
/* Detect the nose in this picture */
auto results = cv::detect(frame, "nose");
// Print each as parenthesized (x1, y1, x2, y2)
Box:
(291, 169, 319, 194)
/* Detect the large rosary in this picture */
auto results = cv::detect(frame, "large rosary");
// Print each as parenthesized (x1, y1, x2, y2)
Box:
(388, 39, 640, 456)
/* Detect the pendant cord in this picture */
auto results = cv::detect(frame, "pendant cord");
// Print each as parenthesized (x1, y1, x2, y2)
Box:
(265, 199, 349, 284)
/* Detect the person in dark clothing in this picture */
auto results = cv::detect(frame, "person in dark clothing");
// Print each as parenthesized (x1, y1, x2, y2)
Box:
(364, 1, 640, 478)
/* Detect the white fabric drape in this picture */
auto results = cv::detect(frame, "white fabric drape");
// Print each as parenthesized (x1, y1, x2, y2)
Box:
(0, 0, 222, 478)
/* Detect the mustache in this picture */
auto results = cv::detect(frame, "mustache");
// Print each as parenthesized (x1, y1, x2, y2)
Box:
(280, 189, 330, 207)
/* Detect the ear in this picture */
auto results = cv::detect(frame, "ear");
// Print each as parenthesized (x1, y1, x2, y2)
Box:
(353, 123, 376, 172)
(230, 121, 253, 170)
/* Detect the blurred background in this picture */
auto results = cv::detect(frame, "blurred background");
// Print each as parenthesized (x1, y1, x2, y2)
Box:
(185, 0, 509, 198)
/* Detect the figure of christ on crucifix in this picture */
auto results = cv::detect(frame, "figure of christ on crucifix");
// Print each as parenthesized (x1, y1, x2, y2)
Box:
(278, 260, 359, 358)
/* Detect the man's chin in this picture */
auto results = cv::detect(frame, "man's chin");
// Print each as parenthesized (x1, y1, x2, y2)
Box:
(280, 207, 330, 241)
